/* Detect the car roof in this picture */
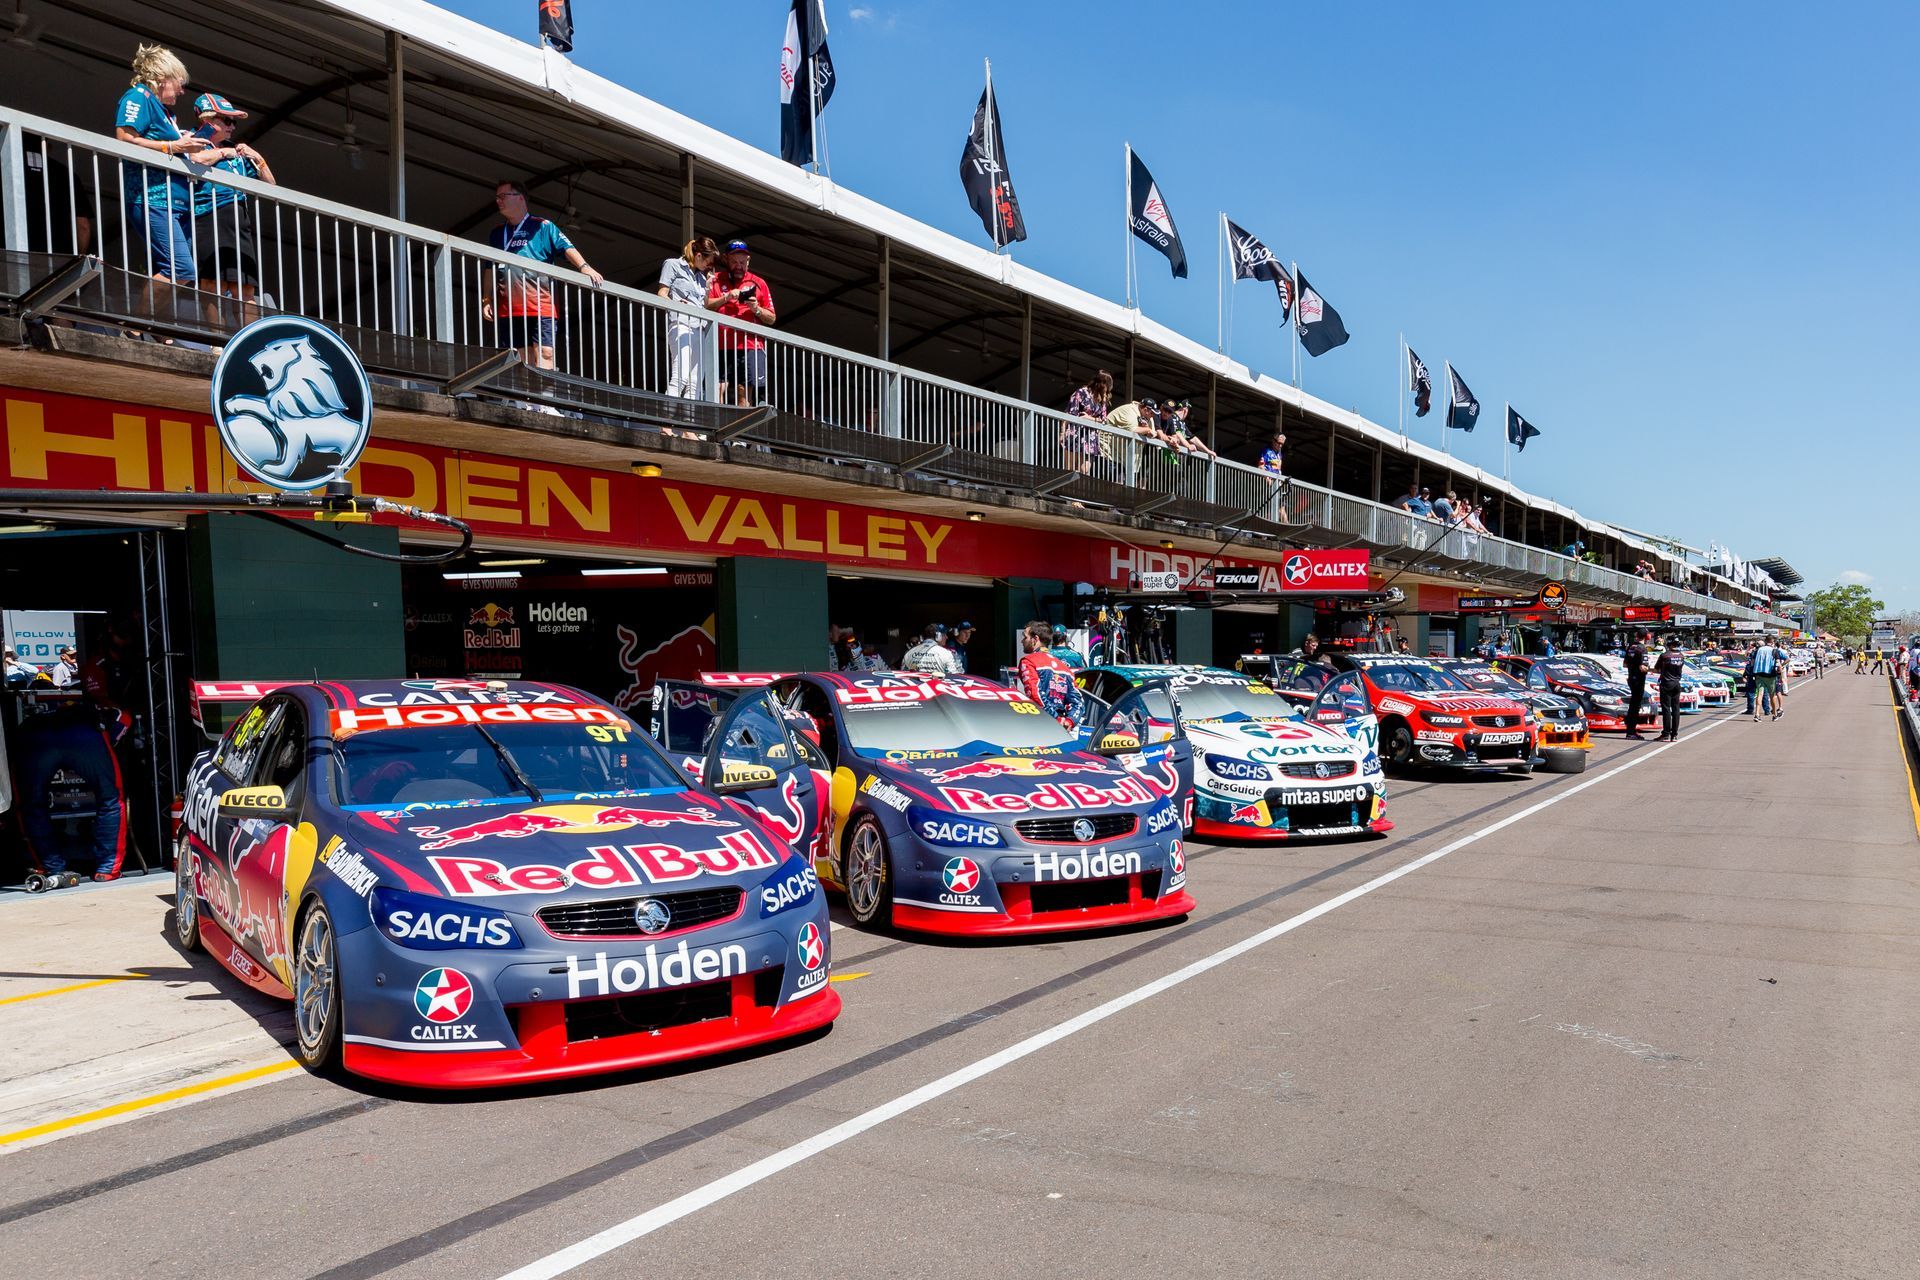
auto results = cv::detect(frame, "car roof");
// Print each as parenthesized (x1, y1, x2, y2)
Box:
(306, 678, 601, 707)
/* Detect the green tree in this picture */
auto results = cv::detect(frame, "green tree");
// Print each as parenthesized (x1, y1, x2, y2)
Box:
(1803, 581, 1884, 643)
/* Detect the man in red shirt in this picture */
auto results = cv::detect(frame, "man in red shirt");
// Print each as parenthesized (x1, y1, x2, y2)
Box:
(1018, 621, 1083, 727)
(707, 239, 776, 405)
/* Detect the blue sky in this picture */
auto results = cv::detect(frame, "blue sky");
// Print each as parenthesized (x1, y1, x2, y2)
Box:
(459, 1, 1917, 610)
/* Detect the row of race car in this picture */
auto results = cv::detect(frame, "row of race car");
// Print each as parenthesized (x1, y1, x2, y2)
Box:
(169, 650, 1720, 1091)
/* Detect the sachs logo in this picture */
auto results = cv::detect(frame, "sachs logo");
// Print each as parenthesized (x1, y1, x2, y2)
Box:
(210, 314, 372, 491)
(796, 921, 825, 972)
(414, 967, 474, 1023)
(942, 857, 982, 894)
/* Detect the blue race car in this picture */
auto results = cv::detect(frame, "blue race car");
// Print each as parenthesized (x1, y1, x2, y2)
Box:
(654, 671, 1193, 937)
(176, 678, 839, 1089)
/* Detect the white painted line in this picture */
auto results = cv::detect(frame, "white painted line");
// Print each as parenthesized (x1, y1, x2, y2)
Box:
(495, 717, 1732, 1279)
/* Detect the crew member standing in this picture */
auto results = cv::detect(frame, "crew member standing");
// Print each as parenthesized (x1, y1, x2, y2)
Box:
(1652, 638, 1687, 742)
(1623, 631, 1651, 740)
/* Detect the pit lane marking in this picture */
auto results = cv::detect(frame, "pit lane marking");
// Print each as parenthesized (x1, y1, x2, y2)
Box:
(0, 972, 150, 1007)
(0, 1059, 299, 1151)
(827, 972, 870, 984)
(494, 714, 1736, 1280)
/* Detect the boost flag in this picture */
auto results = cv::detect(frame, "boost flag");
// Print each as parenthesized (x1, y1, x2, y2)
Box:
(537, 0, 573, 52)
(1507, 405, 1542, 452)
(1225, 217, 1291, 321)
(1407, 346, 1432, 417)
(960, 79, 1027, 246)
(1129, 150, 1187, 279)
(1445, 363, 1480, 432)
(1294, 270, 1349, 356)
(778, 0, 835, 167)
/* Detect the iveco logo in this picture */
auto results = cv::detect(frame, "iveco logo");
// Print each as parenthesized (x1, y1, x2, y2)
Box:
(210, 314, 373, 492)
(1283, 554, 1311, 586)
(633, 898, 672, 935)
(1071, 818, 1096, 843)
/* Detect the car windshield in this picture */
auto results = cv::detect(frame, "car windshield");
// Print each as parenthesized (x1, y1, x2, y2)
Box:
(1442, 662, 1527, 695)
(337, 717, 686, 808)
(1269, 660, 1337, 694)
(1538, 658, 1609, 682)
(1167, 678, 1296, 724)
(839, 693, 1080, 756)
(1357, 662, 1472, 692)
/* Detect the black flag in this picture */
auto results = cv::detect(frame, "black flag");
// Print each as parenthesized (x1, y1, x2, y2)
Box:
(1225, 217, 1290, 321)
(779, 0, 835, 167)
(537, 0, 573, 53)
(1445, 364, 1480, 432)
(1294, 270, 1349, 356)
(1507, 405, 1542, 452)
(1407, 347, 1432, 417)
(959, 79, 1026, 246)
(1128, 150, 1187, 279)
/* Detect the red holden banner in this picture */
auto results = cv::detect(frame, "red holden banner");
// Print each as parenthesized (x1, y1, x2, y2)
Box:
(0, 386, 1363, 589)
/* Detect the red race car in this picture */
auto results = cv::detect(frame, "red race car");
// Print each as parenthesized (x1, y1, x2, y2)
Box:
(1331, 653, 1537, 774)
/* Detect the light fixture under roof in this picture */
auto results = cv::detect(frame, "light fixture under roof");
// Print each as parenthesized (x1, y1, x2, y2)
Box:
(581, 566, 669, 577)
(442, 570, 521, 581)
(478, 557, 547, 567)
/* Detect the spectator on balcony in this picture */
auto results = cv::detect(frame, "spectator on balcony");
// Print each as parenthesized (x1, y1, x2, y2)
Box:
(1431, 489, 1456, 523)
(1062, 371, 1111, 476)
(1258, 432, 1286, 475)
(115, 45, 222, 311)
(1563, 537, 1585, 558)
(1164, 400, 1217, 459)
(482, 180, 603, 373)
(188, 94, 275, 321)
(709, 239, 776, 406)
(656, 236, 722, 404)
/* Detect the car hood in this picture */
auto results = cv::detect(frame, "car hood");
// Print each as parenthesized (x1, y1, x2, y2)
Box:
(1373, 691, 1531, 715)
(869, 750, 1172, 814)
(348, 791, 796, 899)
(1185, 717, 1365, 759)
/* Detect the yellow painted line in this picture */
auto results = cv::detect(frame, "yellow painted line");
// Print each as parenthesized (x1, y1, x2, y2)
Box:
(0, 1059, 300, 1149)
(828, 972, 871, 984)
(1891, 682, 1920, 840)
(0, 973, 150, 1007)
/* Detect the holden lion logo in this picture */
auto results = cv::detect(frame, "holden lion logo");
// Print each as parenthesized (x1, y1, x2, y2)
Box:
(210, 315, 372, 491)
(633, 898, 672, 935)
(1071, 818, 1096, 843)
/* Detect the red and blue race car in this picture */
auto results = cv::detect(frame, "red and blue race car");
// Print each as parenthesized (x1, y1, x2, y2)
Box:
(654, 672, 1193, 937)
(1330, 653, 1538, 773)
(176, 679, 840, 1088)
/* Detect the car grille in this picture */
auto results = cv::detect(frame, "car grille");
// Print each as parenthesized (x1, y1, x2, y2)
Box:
(1277, 761, 1356, 779)
(1471, 713, 1523, 728)
(561, 981, 734, 1043)
(537, 887, 744, 939)
(1280, 800, 1363, 832)
(1031, 872, 1150, 913)
(1016, 814, 1137, 842)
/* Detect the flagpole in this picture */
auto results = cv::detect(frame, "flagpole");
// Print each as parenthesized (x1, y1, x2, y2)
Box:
(1439, 358, 1450, 455)
(1123, 142, 1135, 309)
(1503, 400, 1511, 482)
(1215, 212, 1224, 353)
(806, 1, 823, 176)
(1290, 261, 1300, 389)
(1398, 332, 1406, 447)
(982, 59, 1001, 253)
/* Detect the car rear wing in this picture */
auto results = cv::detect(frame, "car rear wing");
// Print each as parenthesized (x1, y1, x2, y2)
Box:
(697, 672, 789, 687)
(189, 680, 300, 739)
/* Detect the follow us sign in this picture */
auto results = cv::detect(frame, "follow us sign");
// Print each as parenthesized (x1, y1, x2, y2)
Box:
(5, 610, 77, 662)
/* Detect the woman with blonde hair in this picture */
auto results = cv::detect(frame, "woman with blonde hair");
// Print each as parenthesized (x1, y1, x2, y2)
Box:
(656, 236, 722, 405)
(114, 45, 219, 295)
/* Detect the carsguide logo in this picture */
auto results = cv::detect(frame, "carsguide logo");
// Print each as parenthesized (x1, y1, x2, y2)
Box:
(414, 967, 474, 1023)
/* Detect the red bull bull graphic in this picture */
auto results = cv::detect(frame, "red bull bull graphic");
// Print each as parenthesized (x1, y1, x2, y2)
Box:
(937, 775, 1157, 815)
(430, 828, 778, 896)
(613, 623, 717, 711)
(411, 802, 738, 850)
(1230, 800, 1269, 825)
(928, 756, 1110, 783)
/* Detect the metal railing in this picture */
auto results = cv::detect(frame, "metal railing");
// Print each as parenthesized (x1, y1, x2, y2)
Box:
(0, 105, 1767, 623)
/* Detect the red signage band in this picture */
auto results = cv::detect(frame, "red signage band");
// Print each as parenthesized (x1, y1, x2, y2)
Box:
(0, 385, 1366, 588)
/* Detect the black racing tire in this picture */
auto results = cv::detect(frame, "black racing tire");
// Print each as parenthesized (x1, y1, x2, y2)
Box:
(843, 815, 893, 928)
(172, 834, 202, 953)
(291, 899, 344, 1074)
(1383, 721, 1414, 768)
(1542, 748, 1589, 775)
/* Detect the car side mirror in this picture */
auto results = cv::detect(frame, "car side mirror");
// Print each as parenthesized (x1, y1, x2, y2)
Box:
(218, 785, 290, 818)
(711, 761, 778, 793)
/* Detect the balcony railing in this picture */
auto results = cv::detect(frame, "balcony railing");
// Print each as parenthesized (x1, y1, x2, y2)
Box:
(0, 106, 1769, 623)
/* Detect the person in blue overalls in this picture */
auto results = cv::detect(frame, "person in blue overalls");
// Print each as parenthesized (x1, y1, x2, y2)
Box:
(15, 704, 128, 887)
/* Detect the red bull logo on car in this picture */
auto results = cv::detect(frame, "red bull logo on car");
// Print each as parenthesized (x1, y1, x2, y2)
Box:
(929, 756, 1108, 783)
(429, 827, 779, 897)
(937, 775, 1157, 815)
(411, 802, 740, 851)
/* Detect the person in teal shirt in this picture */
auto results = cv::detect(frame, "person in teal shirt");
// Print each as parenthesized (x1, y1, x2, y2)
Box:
(113, 45, 217, 289)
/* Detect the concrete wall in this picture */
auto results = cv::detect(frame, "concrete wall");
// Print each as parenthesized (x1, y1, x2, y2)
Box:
(719, 555, 827, 671)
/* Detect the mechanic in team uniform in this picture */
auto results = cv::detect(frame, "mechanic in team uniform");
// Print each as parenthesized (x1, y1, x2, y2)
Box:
(900, 624, 961, 675)
(1018, 621, 1083, 727)
(14, 702, 128, 886)
(1652, 638, 1687, 742)
(1624, 632, 1651, 740)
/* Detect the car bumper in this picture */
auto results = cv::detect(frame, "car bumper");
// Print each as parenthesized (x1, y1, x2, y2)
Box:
(1410, 732, 1535, 768)
(893, 876, 1195, 936)
(342, 980, 841, 1088)
(1191, 785, 1390, 840)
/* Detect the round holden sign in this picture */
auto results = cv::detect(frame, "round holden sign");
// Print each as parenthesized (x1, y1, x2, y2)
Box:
(209, 315, 372, 491)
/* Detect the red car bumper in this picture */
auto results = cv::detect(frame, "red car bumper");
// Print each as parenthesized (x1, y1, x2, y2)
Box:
(341, 979, 842, 1089)
(1192, 815, 1393, 842)
(892, 878, 1195, 936)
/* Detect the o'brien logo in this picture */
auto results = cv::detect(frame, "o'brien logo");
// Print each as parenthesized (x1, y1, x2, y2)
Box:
(210, 315, 372, 491)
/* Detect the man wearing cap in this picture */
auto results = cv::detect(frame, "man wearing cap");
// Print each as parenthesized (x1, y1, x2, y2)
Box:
(708, 240, 776, 405)
(1166, 400, 1218, 458)
(49, 646, 79, 688)
(188, 94, 276, 318)
(901, 623, 961, 675)
(482, 180, 604, 373)
(949, 621, 976, 673)
(1048, 626, 1087, 669)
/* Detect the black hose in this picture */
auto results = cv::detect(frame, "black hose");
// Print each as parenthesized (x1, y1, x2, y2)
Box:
(240, 508, 472, 564)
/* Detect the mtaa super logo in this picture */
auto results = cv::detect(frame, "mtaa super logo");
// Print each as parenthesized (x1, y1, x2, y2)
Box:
(414, 967, 474, 1023)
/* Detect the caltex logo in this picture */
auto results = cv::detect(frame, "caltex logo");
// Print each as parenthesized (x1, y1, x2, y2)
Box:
(796, 921, 824, 972)
(1169, 844, 1185, 875)
(414, 967, 474, 1023)
(1284, 554, 1311, 586)
(942, 857, 981, 894)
